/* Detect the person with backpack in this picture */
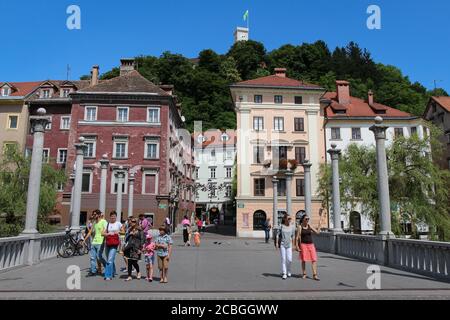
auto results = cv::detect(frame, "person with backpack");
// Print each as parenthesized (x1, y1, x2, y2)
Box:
(102, 211, 122, 281)
(123, 218, 144, 281)
(274, 214, 295, 280)
(181, 215, 191, 246)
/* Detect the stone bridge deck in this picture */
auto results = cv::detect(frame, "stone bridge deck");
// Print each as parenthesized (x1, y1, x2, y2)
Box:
(0, 233, 449, 299)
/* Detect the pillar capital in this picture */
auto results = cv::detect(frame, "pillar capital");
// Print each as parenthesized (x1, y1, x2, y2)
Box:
(115, 170, 126, 179)
(302, 160, 312, 171)
(30, 108, 51, 134)
(369, 117, 389, 140)
(99, 154, 110, 169)
(284, 170, 294, 180)
(74, 137, 87, 155)
(327, 144, 341, 160)
(129, 172, 136, 183)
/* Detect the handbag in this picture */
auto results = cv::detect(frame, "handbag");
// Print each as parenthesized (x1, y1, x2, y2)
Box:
(105, 223, 120, 247)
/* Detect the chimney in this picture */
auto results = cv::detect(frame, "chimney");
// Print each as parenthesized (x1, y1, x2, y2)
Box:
(120, 58, 135, 76)
(160, 84, 174, 96)
(336, 80, 350, 105)
(368, 90, 374, 106)
(90, 65, 99, 86)
(274, 68, 287, 78)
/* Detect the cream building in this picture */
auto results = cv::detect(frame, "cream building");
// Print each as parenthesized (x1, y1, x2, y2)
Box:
(230, 68, 327, 238)
(0, 82, 41, 159)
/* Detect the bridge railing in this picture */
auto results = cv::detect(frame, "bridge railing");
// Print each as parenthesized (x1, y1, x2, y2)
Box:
(314, 232, 449, 279)
(0, 233, 65, 273)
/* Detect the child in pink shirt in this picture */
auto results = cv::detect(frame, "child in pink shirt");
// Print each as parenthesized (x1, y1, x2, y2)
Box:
(143, 234, 156, 282)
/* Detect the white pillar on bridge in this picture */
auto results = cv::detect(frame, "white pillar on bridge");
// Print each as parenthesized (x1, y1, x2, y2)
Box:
(328, 144, 343, 233)
(71, 137, 87, 232)
(99, 155, 109, 214)
(128, 173, 135, 218)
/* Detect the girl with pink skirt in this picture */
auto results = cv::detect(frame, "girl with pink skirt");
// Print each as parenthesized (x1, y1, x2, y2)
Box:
(295, 214, 322, 281)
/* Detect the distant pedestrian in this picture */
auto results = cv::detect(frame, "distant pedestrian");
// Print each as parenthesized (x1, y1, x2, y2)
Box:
(263, 217, 272, 243)
(295, 214, 322, 281)
(139, 214, 150, 237)
(119, 217, 132, 273)
(155, 225, 173, 283)
(164, 216, 171, 234)
(196, 217, 203, 234)
(214, 218, 219, 231)
(182, 215, 191, 246)
(123, 218, 144, 281)
(143, 234, 156, 282)
(102, 211, 122, 281)
(274, 214, 295, 280)
(202, 219, 206, 233)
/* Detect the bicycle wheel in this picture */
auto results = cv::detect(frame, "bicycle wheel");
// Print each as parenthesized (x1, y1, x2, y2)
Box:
(58, 240, 75, 258)
(75, 240, 87, 256)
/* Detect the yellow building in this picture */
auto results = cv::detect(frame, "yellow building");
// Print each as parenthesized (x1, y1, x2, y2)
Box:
(230, 69, 327, 238)
(0, 82, 41, 158)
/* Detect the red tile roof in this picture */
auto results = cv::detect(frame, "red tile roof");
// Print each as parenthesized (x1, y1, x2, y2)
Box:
(232, 75, 323, 90)
(432, 96, 450, 112)
(324, 92, 414, 118)
(0, 81, 42, 97)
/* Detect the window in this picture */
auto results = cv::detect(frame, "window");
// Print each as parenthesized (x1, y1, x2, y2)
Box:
(274, 117, 284, 131)
(254, 178, 265, 196)
(25, 148, 32, 158)
(142, 171, 158, 195)
(226, 185, 232, 198)
(253, 145, 264, 164)
(210, 167, 216, 179)
(62, 89, 71, 98)
(253, 211, 267, 231)
(296, 179, 305, 196)
(1, 87, 10, 96)
(7, 115, 18, 129)
(277, 178, 286, 196)
(42, 89, 50, 98)
(221, 133, 229, 142)
(60, 116, 71, 130)
(254, 95, 263, 104)
(253, 117, 264, 131)
(45, 117, 52, 130)
(82, 173, 92, 193)
(226, 167, 232, 178)
(331, 128, 341, 140)
(211, 149, 216, 159)
(42, 149, 50, 163)
(352, 128, 361, 140)
(3, 142, 18, 155)
(294, 96, 303, 105)
(225, 150, 233, 160)
(111, 172, 128, 194)
(147, 107, 160, 123)
(394, 128, 404, 138)
(57, 149, 68, 164)
(273, 146, 288, 164)
(410, 127, 417, 136)
(295, 147, 306, 164)
(294, 118, 304, 132)
(83, 137, 96, 158)
(85, 107, 97, 121)
(274, 95, 283, 104)
(145, 139, 159, 159)
(195, 167, 199, 179)
(114, 139, 128, 159)
(117, 107, 129, 122)
(57, 182, 65, 192)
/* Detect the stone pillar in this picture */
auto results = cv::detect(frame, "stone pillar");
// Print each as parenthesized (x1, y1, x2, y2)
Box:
(370, 117, 394, 237)
(128, 173, 135, 218)
(99, 155, 109, 214)
(302, 160, 312, 217)
(327, 144, 343, 233)
(71, 137, 87, 232)
(69, 172, 76, 221)
(285, 170, 294, 227)
(272, 176, 279, 236)
(115, 168, 126, 223)
(22, 108, 51, 235)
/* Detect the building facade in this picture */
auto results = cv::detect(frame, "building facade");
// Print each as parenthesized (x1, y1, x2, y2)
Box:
(194, 129, 236, 225)
(0, 81, 41, 159)
(231, 68, 327, 238)
(423, 96, 450, 170)
(323, 81, 426, 233)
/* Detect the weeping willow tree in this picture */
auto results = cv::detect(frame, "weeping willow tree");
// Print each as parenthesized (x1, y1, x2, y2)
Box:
(318, 124, 450, 241)
(0, 145, 67, 237)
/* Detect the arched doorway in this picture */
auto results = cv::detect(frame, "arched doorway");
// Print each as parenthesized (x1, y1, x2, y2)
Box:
(253, 210, 267, 230)
(350, 211, 362, 234)
(209, 207, 219, 223)
(296, 210, 306, 226)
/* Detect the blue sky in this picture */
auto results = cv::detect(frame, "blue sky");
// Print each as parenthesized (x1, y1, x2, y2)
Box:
(1, 0, 449, 92)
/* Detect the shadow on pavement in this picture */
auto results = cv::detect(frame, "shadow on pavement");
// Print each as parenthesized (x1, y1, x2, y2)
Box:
(204, 225, 237, 237)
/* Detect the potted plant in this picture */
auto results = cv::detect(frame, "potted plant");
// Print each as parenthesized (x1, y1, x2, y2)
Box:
(288, 159, 298, 171)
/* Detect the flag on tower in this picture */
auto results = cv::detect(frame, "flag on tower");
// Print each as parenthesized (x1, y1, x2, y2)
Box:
(243, 10, 249, 21)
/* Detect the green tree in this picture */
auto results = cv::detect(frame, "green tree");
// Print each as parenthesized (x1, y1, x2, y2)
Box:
(0, 146, 66, 237)
(227, 40, 267, 80)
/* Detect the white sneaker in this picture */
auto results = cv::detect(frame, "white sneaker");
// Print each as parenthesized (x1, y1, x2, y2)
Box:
(282, 274, 287, 280)
(287, 273, 292, 278)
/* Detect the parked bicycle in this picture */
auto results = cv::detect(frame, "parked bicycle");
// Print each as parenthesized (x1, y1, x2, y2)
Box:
(57, 227, 88, 258)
